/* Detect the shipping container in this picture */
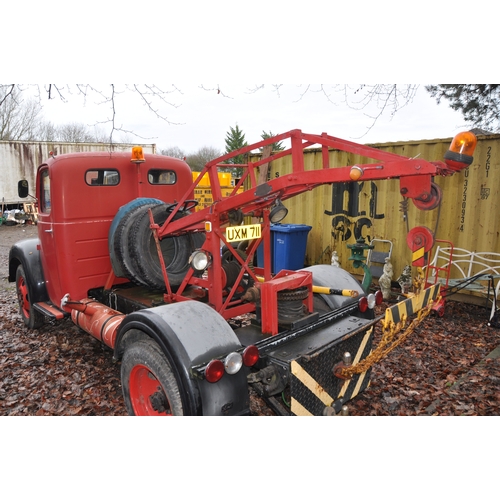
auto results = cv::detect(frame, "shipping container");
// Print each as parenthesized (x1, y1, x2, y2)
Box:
(0, 141, 156, 205)
(249, 133, 500, 290)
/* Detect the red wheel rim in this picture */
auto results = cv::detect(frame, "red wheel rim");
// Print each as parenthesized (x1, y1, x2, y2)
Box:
(129, 364, 172, 416)
(17, 275, 31, 319)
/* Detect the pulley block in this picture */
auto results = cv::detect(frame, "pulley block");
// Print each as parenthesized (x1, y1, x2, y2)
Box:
(412, 182, 442, 211)
(406, 226, 434, 267)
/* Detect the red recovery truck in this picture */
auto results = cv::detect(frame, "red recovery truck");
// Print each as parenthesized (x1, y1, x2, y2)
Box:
(8, 130, 477, 416)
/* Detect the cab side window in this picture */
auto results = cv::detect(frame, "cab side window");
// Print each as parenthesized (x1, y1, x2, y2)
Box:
(85, 170, 120, 186)
(148, 169, 176, 185)
(40, 169, 51, 213)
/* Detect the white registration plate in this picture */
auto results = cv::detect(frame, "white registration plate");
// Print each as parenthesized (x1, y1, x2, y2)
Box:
(226, 224, 261, 243)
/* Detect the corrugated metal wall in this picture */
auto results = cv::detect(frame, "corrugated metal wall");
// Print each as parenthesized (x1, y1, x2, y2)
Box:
(252, 134, 500, 282)
(0, 141, 156, 204)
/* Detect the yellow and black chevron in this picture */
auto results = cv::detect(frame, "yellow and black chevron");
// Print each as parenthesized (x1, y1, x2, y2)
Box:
(412, 246, 426, 267)
(290, 327, 374, 416)
(384, 284, 441, 326)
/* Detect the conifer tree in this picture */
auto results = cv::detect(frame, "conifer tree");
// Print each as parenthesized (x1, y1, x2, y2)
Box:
(224, 124, 248, 176)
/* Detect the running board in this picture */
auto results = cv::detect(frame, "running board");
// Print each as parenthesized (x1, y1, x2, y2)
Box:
(33, 301, 69, 320)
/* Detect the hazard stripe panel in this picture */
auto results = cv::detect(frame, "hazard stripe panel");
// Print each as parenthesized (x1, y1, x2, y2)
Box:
(412, 247, 425, 264)
(384, 284, 441, 326)
(290, 327, 374, 416)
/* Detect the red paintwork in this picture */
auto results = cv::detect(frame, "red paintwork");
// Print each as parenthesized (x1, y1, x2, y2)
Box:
(152, 130, 449, 332)
(36, 131, 461, 341)
(71, 299, 124, 348)
(17, 273, 31, 320)
(36, 152, 193, 308)
(129, 364, 173, 415)
(260, 270, 314, 335)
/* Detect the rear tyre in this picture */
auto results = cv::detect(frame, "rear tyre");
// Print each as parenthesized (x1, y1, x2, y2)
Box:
(15, 265, 44, 329)
(121, 338, 184, 416)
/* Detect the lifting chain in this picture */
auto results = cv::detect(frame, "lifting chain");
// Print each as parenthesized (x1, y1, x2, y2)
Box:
(335, 296, 439, 379)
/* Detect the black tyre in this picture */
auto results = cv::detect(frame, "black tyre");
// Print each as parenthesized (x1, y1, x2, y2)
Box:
(113, 202, 161, 286)
(15, 265, 44, 329)
(109, 198, 163, 280)
(121, 338, 184, 416)
(128, 204, 197, 289)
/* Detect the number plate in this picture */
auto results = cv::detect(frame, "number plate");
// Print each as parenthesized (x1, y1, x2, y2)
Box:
(226, 224, 261, 243)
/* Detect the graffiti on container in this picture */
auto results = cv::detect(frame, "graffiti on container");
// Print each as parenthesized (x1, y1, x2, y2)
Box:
(324, 182, 384, 242)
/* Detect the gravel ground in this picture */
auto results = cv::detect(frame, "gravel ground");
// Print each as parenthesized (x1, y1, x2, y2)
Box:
(1, 223, 499, 416)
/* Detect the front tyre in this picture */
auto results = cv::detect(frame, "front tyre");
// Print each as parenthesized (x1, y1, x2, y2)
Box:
(121, 338, 184, 416)
(16, 265, 44, 329)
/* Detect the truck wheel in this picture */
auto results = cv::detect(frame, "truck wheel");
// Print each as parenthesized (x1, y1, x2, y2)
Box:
(121, 338, 184, 416)
(15, 265, 44, 329)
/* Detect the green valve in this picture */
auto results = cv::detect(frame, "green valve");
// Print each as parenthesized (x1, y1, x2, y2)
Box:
(347, 237, 375, 293)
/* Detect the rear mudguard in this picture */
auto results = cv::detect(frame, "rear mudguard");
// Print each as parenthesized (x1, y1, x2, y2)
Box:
(8, 238, 49, 304)
(114, 301, 250, 416)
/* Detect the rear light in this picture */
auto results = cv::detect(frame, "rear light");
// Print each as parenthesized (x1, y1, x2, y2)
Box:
(224, 352, 243, 375)
(205, 359, 225, 383)
(242, 345, 259, 367)
(359, 293, 381, 312)
(367, 294, 377, 309)
(358, 296, 368, 313)
(444, 131, 477, 172)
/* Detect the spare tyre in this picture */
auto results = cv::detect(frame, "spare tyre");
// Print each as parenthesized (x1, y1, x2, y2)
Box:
(128, 204, 205, 290)
(108, 198, 163, 285)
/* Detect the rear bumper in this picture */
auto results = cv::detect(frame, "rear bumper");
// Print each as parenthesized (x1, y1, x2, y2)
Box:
(264, 315, 375, 416)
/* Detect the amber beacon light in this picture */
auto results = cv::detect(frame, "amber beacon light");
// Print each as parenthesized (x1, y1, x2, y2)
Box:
(444, 131, 477, 172)
(130, 146, 145, 163)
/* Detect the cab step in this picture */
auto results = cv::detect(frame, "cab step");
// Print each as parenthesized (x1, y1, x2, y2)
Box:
(33, 301, 69, 320)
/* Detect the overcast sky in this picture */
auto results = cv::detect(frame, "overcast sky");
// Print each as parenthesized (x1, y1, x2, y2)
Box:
(35, 84, 469, 155)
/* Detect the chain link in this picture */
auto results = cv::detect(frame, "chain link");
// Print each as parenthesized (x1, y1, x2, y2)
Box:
(338, 297, 438, 378)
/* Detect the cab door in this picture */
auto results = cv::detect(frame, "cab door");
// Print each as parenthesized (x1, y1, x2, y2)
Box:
(36, 166, 62, 304)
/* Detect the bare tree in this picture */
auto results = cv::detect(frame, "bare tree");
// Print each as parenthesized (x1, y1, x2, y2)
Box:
(340, 84, 419, 134)
(185, 146, 222, 171)
(0, 85, 44, 140)
(36, 121, 59, 141)
(160, 146, 186, 159)
(4, 84, 421, 142)
(54, 122, 99, 143)
(244, 84, 420, 136)
(2, 84, 184, 143)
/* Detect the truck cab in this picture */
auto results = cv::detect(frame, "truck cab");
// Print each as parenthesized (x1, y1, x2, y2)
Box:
(30, 150, 193, 307)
